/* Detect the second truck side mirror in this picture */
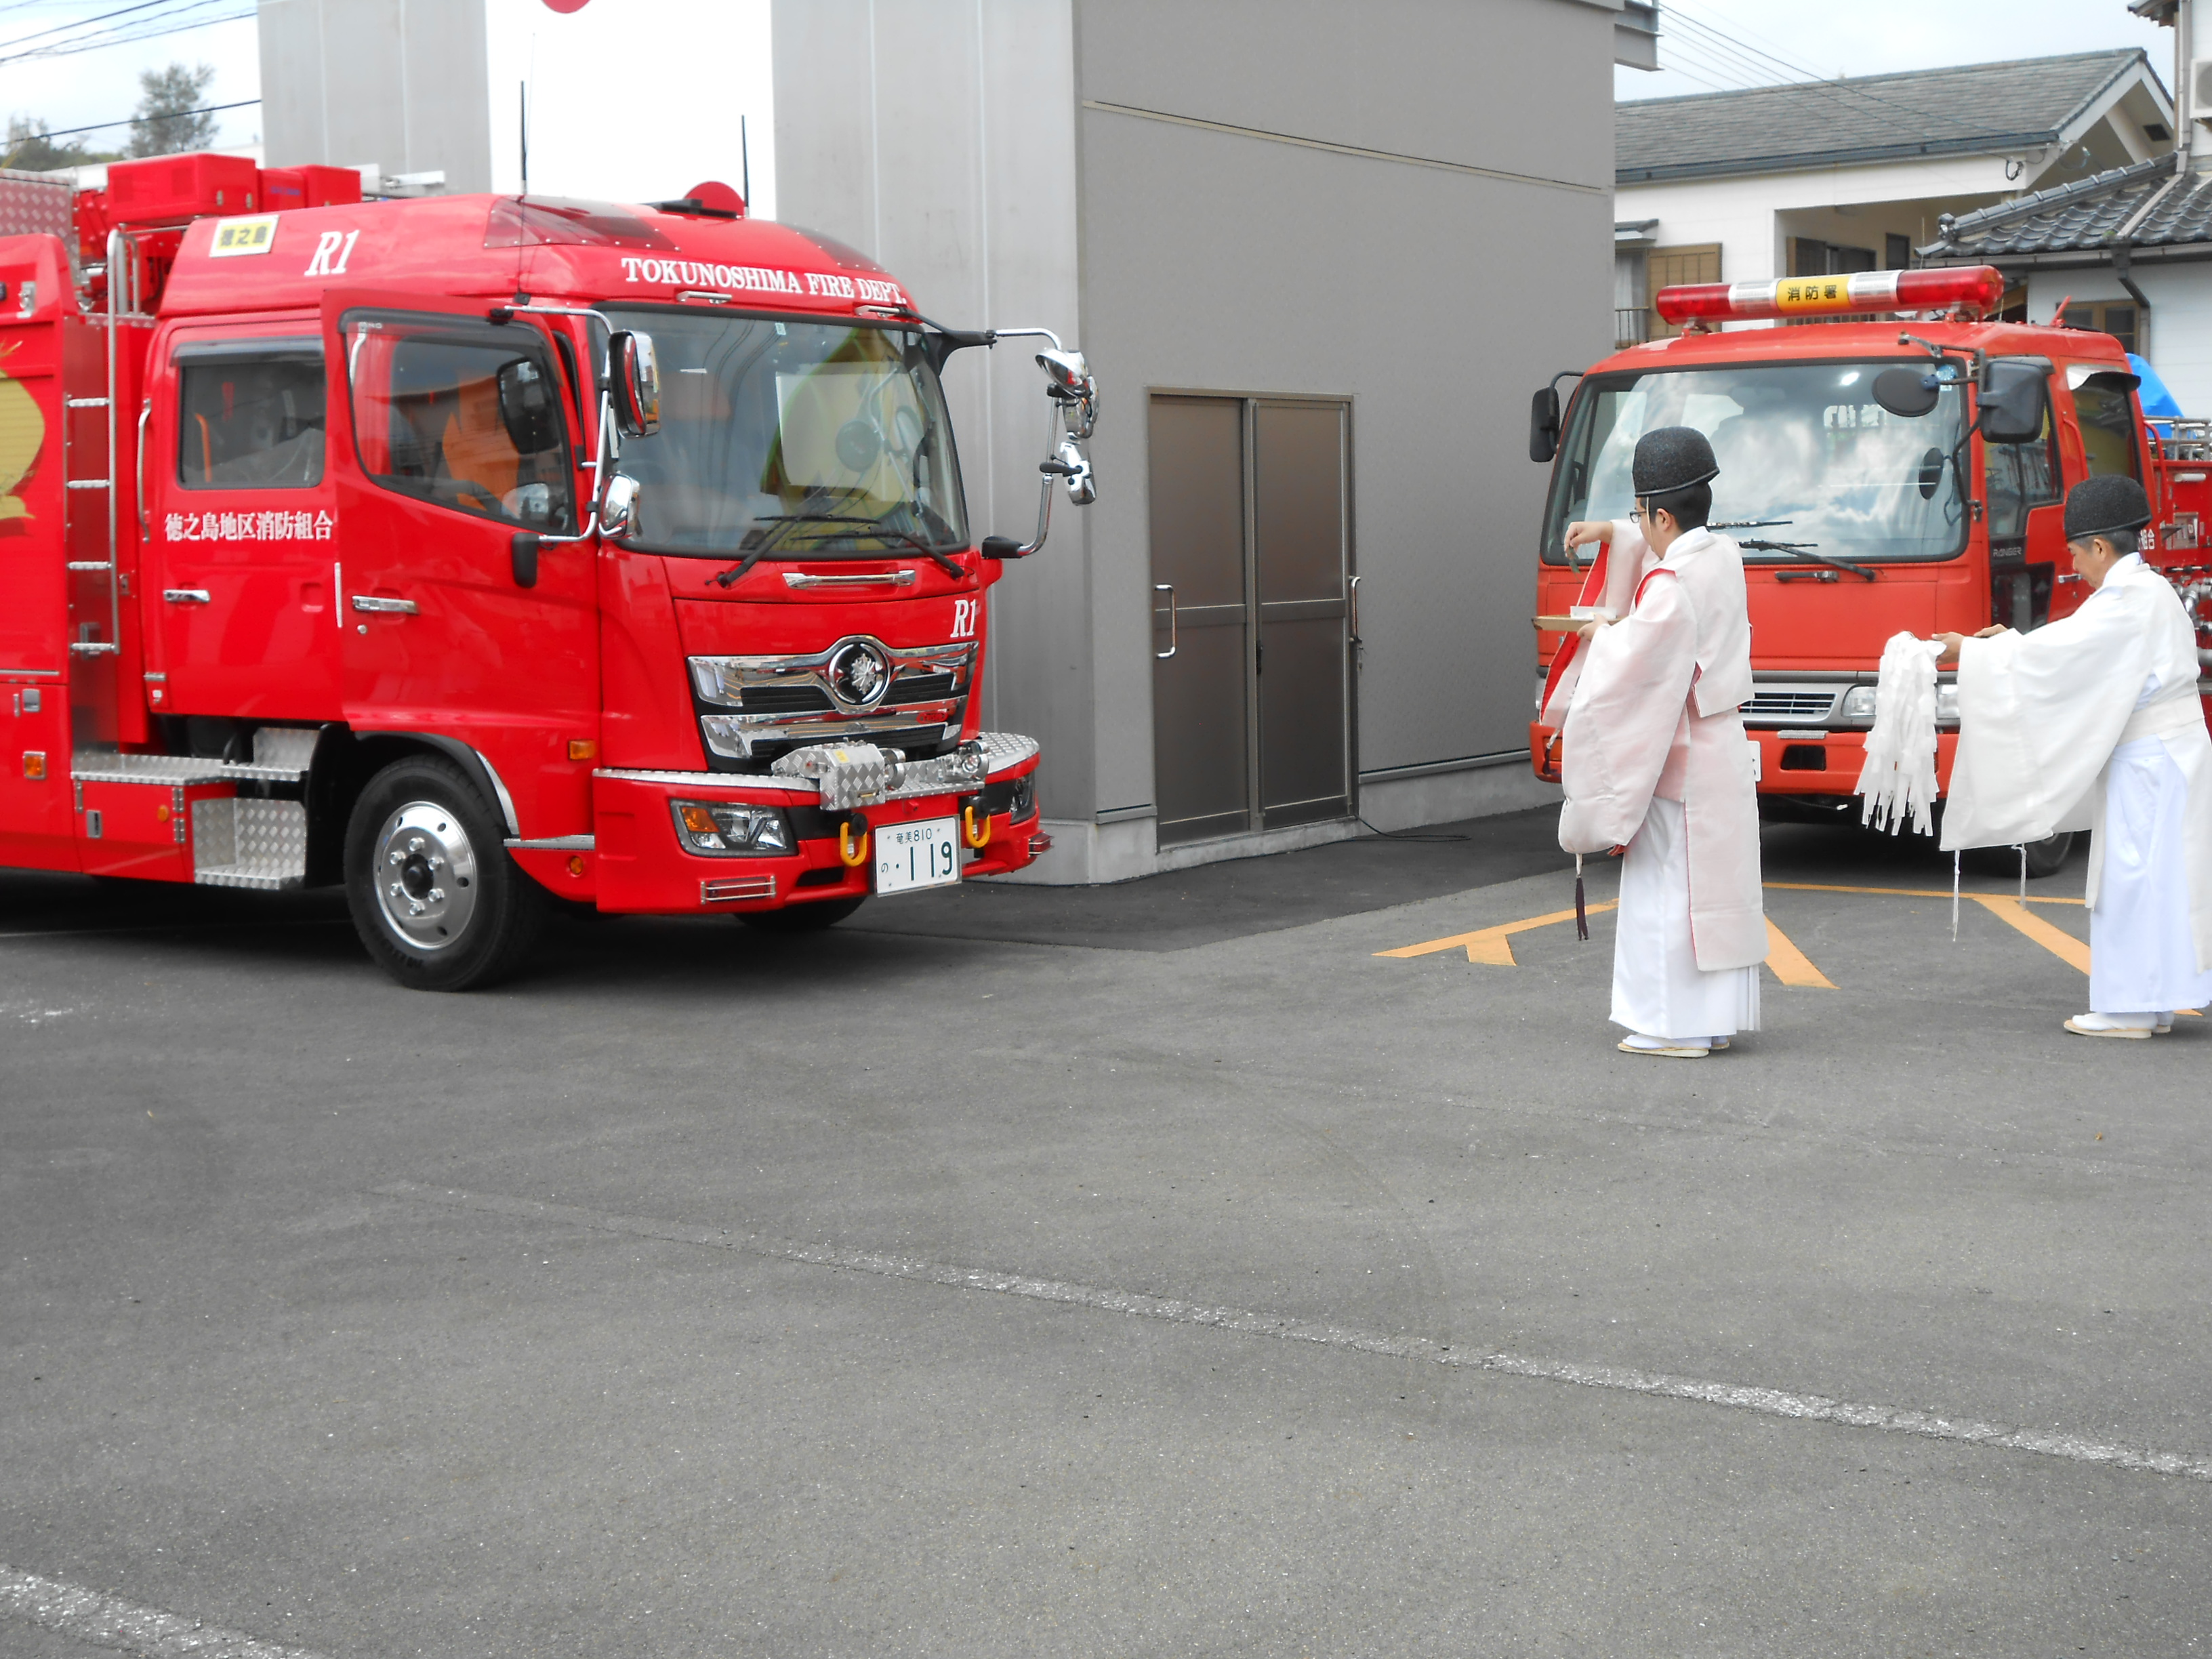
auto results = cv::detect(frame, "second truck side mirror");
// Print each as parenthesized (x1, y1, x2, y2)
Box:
(1529, 386, 1561, 464)
(1978, 358, 2049, 445)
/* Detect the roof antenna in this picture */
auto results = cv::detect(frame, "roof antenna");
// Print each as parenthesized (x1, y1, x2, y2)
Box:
(741, 114, 750, 210)
(519, 80, 529, 197)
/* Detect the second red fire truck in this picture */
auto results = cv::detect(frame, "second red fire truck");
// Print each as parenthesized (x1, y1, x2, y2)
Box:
(1529, 264, 2212, 872)
(0, 157, 1095, 988)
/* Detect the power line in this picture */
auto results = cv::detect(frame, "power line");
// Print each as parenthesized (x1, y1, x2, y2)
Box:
(1662, 1, 1996, 136)
(0, 1, 251, 67)
(7, 94, 254, 141)
(0, 0, 191, 56)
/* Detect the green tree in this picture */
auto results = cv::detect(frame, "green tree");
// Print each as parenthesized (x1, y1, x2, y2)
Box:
(3, 117, 118, 171)
(127, 62, 217, 159)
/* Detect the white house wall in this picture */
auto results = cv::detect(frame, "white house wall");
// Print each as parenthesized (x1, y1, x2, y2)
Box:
(2024, 264, 2212, 418)
(1618, 154, 2022, 301)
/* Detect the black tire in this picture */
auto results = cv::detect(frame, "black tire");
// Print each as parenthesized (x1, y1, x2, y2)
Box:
(343, 754, 546, 991)
(2022, 830, 2075, 879)
(736, 895, 866, 933)
(1965, 830, 2076, 881)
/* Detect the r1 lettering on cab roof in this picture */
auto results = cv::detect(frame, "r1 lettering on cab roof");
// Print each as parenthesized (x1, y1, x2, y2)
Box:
(304, 228, 359, 277)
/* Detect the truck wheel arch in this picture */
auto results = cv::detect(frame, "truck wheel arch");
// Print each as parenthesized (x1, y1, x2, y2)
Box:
(308, 732, 522, 886)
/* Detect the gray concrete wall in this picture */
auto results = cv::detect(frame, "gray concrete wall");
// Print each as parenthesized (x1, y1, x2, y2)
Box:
(258, 0, 493, 190)
(1071, 0, 1616, 844)
(781, 0, 1617, 881)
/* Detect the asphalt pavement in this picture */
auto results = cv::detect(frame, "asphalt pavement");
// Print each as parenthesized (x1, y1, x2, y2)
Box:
(3, 813, 2207, 1658)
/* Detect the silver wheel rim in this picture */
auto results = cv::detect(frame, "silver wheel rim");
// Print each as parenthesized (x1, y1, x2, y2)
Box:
(371, 800, 479, 952)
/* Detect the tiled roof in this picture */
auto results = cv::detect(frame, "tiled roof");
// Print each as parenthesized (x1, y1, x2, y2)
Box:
(1618, 49, 2156, 186)
(1921, 153, 2212, 259)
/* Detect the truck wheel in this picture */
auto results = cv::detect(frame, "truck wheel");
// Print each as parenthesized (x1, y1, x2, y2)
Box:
(344, 756, 545, 991)
(737, 896, 866, 933)
(2022, 830, 2074, 879)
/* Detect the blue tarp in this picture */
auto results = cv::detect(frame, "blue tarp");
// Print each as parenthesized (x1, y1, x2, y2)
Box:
(2129, 352, 2184, 431)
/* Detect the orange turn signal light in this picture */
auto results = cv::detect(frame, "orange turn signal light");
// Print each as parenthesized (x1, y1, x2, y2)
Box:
(569, 739, 597, 762)
(678, 805, 720, 836)
(22, 751, 45, 779)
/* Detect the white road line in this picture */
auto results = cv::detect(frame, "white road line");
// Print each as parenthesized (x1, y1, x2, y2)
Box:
(0, 1564, 327, 1659)
(375, 1181, 2212, 1485)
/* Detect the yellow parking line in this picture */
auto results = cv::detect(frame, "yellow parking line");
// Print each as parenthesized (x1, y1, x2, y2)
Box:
(1966, 893, 2090, 974)
(1375, 901, 1618, 966)
(1763, 918, 1835, 987)
(1767, 880, 2083, 906)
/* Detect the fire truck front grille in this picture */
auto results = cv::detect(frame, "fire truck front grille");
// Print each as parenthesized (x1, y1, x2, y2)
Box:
(688, 639, 977, 770)
(734, 684, 836, 714)
(1740, 690, 1839, 723)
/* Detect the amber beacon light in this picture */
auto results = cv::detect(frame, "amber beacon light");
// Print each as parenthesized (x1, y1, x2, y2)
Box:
(1654, 265, 2007, 327)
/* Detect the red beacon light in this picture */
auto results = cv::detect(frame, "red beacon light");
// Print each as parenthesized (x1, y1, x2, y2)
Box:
(1654, 264, 2006, 329)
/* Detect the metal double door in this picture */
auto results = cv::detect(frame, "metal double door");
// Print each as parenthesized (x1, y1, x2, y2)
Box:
(1148, 394, 1353, 845)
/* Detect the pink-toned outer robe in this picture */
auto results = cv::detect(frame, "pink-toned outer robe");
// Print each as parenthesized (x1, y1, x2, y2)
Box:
(1543, 520, 1767, 972)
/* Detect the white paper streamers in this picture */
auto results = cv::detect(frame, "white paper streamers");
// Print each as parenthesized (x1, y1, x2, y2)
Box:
(1853, 630, 1943, 836)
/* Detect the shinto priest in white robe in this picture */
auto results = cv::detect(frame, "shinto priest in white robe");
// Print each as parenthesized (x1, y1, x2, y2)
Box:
(1943, 552, 2212, 1016)
(1544, 518, 1767, 1038)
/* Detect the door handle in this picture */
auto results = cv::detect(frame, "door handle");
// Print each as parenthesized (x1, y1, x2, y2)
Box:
(135, 405, 149, 535)
(1153, 582, 1178, 659)
(350, 594, 419, 615)
(162, 588, 211, 605)
(1348, 574, 1362, 645)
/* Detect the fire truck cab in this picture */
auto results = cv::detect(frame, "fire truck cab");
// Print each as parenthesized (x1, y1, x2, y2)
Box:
(1528, 264, 2212, 872)
(0, 160, 1094, 988)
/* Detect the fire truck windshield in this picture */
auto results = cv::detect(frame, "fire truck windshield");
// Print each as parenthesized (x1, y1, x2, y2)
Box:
(602, 309, 968, 558)
(1540, 359, 1970, 565)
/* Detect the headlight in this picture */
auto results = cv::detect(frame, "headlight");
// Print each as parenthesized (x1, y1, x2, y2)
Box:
(671, 800, 794, 856)
(1010, 773, 1037, 820)
(1841, 685, 1879, 720)
(1936, 682, 1960, 722)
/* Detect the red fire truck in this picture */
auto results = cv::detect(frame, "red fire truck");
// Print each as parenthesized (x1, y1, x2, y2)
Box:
(0, 157, 1095, 989)
(1528, 264, 2212, 873)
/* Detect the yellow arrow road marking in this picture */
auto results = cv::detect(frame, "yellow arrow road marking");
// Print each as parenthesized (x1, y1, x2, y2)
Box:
(1763, 918, 1835, 987)
(1375, 901, 1618, 965)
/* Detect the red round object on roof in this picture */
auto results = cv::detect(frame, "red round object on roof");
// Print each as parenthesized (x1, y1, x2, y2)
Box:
(684, 180, 746, 216)
(541, 0, 590, 12)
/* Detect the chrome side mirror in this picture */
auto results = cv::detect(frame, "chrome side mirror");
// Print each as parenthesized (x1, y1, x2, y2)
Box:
(610, 329, 661, 438)
(1038, 348, 1097, 439)
(600, 472, 642, 541)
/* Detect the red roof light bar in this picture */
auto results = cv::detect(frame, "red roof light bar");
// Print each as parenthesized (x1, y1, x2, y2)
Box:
(1654, 265, 2006, 327)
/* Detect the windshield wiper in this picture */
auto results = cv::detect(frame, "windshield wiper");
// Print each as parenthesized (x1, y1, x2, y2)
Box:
(713, 514, 962, 587)
(1711, 519, 1794, 531)
(1739, 538, 1878, 581)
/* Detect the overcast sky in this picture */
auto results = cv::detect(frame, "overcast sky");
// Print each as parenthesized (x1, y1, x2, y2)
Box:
(1622, 0, 2176, 103)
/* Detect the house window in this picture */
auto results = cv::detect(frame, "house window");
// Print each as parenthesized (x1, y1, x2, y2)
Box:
(1790, 239, 1876, 278)
(1644, 243, 1720, 340)
(1885, 233, 1912, 270)
(2062, 300, 2139, 358)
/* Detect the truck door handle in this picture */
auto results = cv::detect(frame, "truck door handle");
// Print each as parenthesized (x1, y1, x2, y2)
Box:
(163, 588, 211, 605)
(1348, 574, 1361, 644)
(1153, 582, 1177, 659)
(350, 594, 419, 615)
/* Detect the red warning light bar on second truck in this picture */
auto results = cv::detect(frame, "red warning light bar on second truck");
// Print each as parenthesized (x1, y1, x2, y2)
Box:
(1654, 265, 2005, 327)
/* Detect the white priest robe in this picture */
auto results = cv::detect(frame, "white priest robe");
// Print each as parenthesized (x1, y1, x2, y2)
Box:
(1943, 553, 2212, 1015)
(1548, 522, 1766, 1038)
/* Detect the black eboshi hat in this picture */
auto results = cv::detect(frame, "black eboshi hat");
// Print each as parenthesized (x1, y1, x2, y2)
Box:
(1633, 426, 1720, 496)
(2062, 474, 2152, 545)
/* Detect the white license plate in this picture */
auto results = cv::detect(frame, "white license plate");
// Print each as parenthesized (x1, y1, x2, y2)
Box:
(874, 816, 961, 895)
